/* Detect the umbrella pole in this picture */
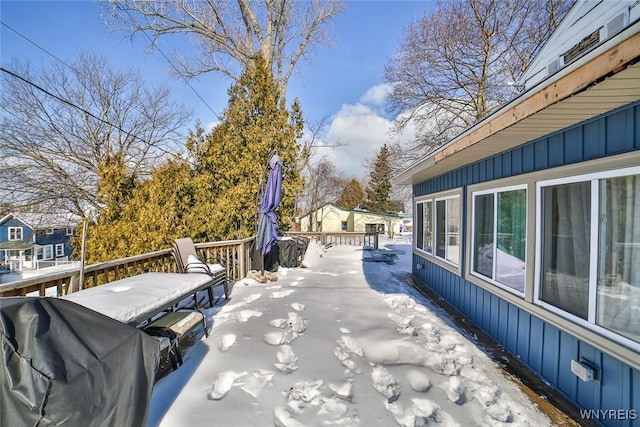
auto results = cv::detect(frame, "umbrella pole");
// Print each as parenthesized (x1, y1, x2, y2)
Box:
(261, 252, 265, 276)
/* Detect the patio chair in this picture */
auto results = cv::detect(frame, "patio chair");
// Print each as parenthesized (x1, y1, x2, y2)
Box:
(172, 238, 229, 302)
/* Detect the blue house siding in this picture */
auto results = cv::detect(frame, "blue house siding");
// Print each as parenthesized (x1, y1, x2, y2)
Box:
(414, 254, 640, 426)
(413, 101, 640, 425)
(36, 229, 74, 259)
(1, 215, 76, 265)
(0, 217, 35, 243)
(416, 102, 640, 196)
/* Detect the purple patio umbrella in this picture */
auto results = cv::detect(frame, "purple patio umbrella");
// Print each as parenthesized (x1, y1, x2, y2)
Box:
(256, 153, 283, 258)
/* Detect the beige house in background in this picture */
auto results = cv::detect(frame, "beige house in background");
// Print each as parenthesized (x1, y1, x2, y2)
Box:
(298, 203, 402, 236)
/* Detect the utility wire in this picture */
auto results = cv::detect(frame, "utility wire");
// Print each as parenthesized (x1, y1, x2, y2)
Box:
(0, 20, 193, 163)
(137, 34, 221, 120)
(1, 19, 220, 122)
(123, 10, 222, 120)
(0, 66, 185, 163)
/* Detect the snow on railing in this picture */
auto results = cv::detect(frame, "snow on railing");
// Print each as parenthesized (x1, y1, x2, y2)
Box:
(0, 238, 255, 298)
(0, 233, 376, 298)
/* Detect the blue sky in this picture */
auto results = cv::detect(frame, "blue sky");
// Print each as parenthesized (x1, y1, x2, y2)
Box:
(1, 1, 432, 177)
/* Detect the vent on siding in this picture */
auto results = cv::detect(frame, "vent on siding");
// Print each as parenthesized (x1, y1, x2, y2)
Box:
(606, 13, 625, 38)
(562, 27, 602, 65)
(547, 59, 560, 75)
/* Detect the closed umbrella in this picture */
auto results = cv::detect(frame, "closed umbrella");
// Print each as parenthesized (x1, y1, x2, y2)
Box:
(256, 153, 283, 262)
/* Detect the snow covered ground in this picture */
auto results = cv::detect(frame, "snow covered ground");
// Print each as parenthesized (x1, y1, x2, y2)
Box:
(148, 235, 553, 426)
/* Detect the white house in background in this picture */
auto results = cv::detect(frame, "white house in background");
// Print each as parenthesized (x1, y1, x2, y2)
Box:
(298, 203, 402, 236)
(393, 1, 640, 423)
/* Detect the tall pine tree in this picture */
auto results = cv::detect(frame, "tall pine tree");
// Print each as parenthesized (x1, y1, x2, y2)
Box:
(186, 55, 304, 241)
(362, 144, 395, 213)
(337, 178, 365, 210)
(79, 56, 305, 262)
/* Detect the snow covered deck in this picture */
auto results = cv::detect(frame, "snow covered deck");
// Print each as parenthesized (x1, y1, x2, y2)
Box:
(148, 236, 555, 426)
(62, 272, 216, 326)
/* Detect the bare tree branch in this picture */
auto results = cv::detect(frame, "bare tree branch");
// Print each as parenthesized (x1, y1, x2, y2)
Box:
(384, 0, 573, 160)
(0, 52, 191, 217)
(102, 0, 345, 96)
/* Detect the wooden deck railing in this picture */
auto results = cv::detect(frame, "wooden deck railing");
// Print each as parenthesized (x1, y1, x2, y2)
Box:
(286, 232, 378, 249)
(0, 233, 377, 298)
(0, 237, 255, 298)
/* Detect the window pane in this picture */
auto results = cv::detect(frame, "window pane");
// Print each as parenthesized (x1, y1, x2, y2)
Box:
(597, 174, 640, 343)
(496, 190, 526, 291)
(541, 182, 590, 319)
(424, 201, 432, 254)
(474, 194, 494, 278)
(436, 200, 446, 258)
(447, 197, 460, 264)
(416, 203, 424, 250)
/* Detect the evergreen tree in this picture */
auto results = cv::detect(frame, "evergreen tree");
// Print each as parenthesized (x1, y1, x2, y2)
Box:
(81, 159, 194, 263)
(79, 56, 305, 263)
(362, 144, 395, 213)
(337, 178, 365, 210)
(186, 55, 304, 241)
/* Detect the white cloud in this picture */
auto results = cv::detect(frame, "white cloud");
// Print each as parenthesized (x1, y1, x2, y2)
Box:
(324, 102, 415, 178)
(359, 83, 392, 106)
(328, 103, 391, 177)
(301, 84, 416, 179)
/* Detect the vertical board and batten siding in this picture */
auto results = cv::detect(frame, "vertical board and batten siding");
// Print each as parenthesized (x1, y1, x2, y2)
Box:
(413, 101, 640, 426)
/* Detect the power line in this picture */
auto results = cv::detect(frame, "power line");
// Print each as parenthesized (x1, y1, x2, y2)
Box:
(1, 19, 221, 121)
(123, 11, 222, 120)
(0, 20, 192, 160)
(0, 66, 185, 163)
(1, 21, 77, 75)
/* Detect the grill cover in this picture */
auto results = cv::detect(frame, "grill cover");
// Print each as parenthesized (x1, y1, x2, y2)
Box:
(1, 297, 159, 427)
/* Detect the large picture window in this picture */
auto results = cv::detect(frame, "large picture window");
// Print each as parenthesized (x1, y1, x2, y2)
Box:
(537, 168, 640, 345)
(472, 186, 526, 293)
(415, 193, 460, 266)
(596, 174, 640, 343)
(540, 182, 591, 318)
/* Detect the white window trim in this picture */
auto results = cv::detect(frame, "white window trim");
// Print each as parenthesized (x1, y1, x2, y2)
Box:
(414, 189, 462, 275)
(65, 227, 74, 236)
(42, 245, 53, 260)
(415, 199, 433, 255)
(46, 228, 54, 235)
(8, 227, 23, 241)
(434, 195, 461, 266)
(534, 165, 640, 352)
(55, 244, 65, 257)
(470, 184, 527, 297)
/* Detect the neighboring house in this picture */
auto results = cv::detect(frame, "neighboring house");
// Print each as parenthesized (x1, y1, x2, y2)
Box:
(0, 212, 78, 273)
(394, 1, 640, 422)
(298, 203, 402, 236)
(399, 212, 413, 233)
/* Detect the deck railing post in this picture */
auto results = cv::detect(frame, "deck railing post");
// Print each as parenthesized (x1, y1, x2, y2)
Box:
(239, 241, 246, 281)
